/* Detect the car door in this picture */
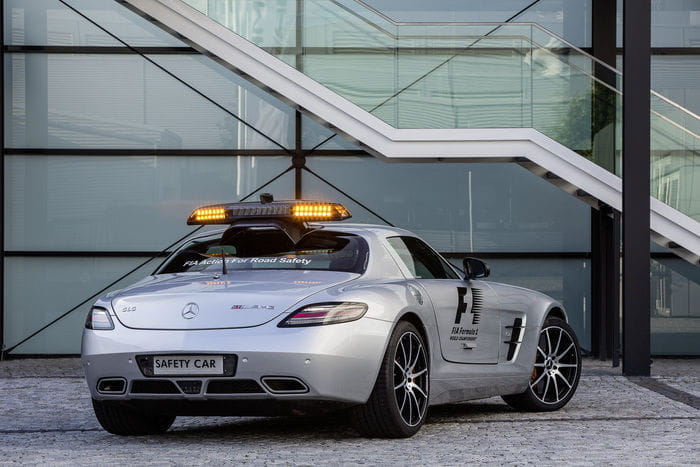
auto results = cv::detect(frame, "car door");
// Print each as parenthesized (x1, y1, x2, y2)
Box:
(386, 236, 501, 364)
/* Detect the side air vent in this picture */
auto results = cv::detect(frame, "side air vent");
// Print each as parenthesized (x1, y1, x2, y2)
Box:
(471, 288, 483, 325)
(504, 318, 525, 361)
(206, 379, 265, 394)
(261, 377, 309, 394)
(131, 379, 180, 394)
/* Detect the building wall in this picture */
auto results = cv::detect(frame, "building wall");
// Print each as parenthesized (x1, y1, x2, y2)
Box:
(2, 0, 698, 355)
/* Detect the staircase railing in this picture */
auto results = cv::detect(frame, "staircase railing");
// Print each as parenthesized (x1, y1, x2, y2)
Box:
(181, 0, 699, 223)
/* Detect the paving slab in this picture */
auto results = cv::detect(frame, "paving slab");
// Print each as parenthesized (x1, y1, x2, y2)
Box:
(0, 358, 697, 465)
(0, 358, 83, 378)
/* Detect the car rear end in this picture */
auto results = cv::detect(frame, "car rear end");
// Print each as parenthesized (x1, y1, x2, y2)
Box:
(83, 307, 393, 415)
(82, 199, 395, 417)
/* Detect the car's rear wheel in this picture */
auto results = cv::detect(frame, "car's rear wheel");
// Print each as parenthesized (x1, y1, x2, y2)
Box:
(351, 321, 429, 438)
(502, 317, 581, 411)
(92, 399, 175, 435)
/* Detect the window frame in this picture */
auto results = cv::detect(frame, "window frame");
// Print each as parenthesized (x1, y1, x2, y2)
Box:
(386, 235, 462, 280)
(154, 228, 370, 275)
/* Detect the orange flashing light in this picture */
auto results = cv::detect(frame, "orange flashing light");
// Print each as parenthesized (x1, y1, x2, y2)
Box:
(186, 200, 351, 225)
(293, 203, 334, 218)
(193, 207, 227, 222)
(292, 203, 351, 221)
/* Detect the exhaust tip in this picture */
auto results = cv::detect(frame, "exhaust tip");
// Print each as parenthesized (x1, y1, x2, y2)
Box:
(97, 378, 126, 395)
(261, 376, 309, 394)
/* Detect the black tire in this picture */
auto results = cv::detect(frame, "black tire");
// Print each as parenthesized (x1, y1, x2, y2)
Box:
(502, 317, 581, 412)
(92, 399, 175, 435)
(351, 321, 429, 438)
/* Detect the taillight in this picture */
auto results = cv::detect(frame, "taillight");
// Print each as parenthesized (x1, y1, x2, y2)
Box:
(278, 302, 368, 327)
(85, 307, 115, 330)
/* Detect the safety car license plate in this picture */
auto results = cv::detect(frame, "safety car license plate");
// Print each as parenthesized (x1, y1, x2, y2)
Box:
(152, 355, 224, 376)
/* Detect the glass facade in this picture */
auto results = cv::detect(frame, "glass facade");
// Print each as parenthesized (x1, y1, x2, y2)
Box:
(365, 0, 593, 47)
(651, 257, 700, 355)
(1, 0, 698, 356)
(652, 55, 700, 115)
(617, 1, 700, 115)
(5, 155, 291, 251)
(303, 157, 590, 253)
(5, 256, 155, 353)
(5, 53, 294, 149)
(186, 0, 700, 222)
(4, 0, 187, 46)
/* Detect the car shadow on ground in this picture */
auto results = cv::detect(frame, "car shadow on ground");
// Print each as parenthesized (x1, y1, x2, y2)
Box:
(426, 401, 515, 423)
(169, 414, 357, 439)
(165, 401, 516, 439)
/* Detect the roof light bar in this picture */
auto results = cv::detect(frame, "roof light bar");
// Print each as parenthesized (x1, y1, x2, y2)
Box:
(186, 200, 352, 225)
(192, 207, 228, 223)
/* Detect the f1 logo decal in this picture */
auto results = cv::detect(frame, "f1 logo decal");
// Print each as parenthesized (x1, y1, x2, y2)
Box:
(454, 287, 470, 324)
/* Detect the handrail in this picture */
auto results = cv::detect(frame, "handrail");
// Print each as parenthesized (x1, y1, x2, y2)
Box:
(651, 90, 700, 122)
(334, 0, 700, 137)
(180, 0, 700, 141)
(652, 110, 700, 140)
(337, 0, 623, 77)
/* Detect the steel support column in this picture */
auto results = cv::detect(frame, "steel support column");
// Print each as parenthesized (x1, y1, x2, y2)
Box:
(592, 0, 617, 100)
(0, 0, 5, 358)
(294, 0, 303, 200)
(591, 207, 620, 363)
(622, 0, 651, 376)
(590, 0, 620, 362)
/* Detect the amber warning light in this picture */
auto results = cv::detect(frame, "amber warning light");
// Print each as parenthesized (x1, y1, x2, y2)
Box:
(187, 196, 351, 225)
(192, 207, 227, 223)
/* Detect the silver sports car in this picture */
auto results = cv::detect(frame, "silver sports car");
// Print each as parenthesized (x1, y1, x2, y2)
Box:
(82, 196, 581, 438)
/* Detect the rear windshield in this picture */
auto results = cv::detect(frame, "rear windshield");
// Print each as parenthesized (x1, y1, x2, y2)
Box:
(157, 228, 369, 274)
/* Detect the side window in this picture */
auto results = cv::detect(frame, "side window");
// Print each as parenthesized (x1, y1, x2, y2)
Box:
(387, 236, 460, 280)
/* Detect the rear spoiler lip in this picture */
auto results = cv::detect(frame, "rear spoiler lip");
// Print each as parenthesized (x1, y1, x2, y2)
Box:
(223, 218, 314, 244)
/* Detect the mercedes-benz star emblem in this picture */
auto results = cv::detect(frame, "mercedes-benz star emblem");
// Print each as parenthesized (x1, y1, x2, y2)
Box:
(181, 302, 199, 319)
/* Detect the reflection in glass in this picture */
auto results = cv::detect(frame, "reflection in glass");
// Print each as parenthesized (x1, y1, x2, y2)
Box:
(4, 53, 295, 150)
(651, 257, 700, 355)
(5, 256, 156, 354)
(303, 157, 590, 253)
(4, 155, 291, 251)
(4, 0, 187, 46)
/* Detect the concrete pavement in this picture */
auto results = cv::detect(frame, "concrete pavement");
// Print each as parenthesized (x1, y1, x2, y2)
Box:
(0, 358, 697, 465)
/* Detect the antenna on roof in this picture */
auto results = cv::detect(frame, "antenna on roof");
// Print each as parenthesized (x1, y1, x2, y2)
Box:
(220, 248, 228, 275)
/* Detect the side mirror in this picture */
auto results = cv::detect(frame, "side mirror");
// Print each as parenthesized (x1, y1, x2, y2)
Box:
(463, 257, 490, 280)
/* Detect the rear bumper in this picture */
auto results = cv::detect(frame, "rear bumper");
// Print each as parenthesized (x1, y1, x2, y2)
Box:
(82, 317, 392, 406)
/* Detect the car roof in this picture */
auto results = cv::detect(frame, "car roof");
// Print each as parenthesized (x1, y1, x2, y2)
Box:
(187, 222, 417, 242)
(314, 223, 417, 238)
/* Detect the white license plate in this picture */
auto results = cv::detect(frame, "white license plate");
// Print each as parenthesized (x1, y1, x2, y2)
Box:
(152, 355, 224, 376)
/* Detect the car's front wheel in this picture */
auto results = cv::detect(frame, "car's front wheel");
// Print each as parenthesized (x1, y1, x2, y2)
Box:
(502, 317, 581, 411)
(351, 320, 429, 438)
(92, 399, 175, 435)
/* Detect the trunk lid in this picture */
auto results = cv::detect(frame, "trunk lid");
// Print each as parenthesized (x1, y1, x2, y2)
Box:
(111, 270, 357, 330)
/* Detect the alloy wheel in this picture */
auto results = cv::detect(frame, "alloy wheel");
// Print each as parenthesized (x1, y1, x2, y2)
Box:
(530, 325, 579, 405)
(393, 331, 428, 426)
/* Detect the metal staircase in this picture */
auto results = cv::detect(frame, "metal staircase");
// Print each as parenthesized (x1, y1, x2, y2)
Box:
(117, 0, 700, 264)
